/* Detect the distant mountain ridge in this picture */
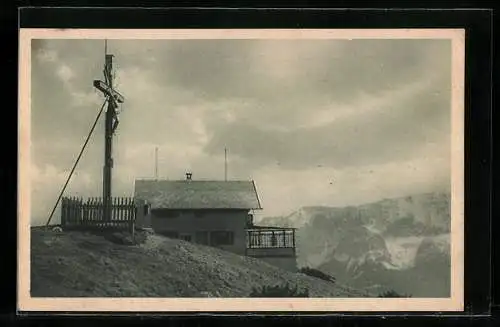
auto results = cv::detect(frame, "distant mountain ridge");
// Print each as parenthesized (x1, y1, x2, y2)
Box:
(260, 192, 450, 232)
(258, 192, 452, 297)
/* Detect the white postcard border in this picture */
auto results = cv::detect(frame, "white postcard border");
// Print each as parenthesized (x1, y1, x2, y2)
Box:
(18, 28, 465, 312)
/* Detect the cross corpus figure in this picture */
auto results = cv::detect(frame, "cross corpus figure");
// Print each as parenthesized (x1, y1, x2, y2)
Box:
(93, 51, 125, 221)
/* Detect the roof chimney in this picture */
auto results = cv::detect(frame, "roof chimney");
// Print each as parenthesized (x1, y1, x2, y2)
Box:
(186, 172, 192, 180)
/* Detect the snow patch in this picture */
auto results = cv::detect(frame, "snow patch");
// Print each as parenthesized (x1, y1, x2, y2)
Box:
(363, 223, 382, 235)
(384, 236, 424, 269)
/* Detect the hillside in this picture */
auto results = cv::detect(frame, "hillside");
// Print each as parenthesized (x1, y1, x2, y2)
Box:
(258, 192, 451, 297)
(30, 228, 370, 298)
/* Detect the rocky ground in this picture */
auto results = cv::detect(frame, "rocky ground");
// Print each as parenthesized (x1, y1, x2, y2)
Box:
(30, 227, 371, 298)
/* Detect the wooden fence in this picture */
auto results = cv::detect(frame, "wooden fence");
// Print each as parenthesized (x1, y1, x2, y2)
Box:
(61, 196, 136, 232)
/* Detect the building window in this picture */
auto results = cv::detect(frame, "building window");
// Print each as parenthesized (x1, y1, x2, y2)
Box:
(159, 231, 179, 239)
(195, 231, 209, 245)
(246, 214, 254, 227)
(180, 234, 192, 242)
(210, 231, 234, 246)
(143, 204, 150, 216)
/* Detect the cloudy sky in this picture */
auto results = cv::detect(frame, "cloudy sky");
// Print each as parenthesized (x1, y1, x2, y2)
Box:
(30, 37, 452, 225)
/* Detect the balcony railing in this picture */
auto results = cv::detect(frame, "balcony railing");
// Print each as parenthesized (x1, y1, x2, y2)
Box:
(246, 227, 295, 249)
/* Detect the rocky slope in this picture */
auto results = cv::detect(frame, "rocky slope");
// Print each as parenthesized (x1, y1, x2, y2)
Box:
(258, 192, 451, 297)
(30, 228, 370, 298)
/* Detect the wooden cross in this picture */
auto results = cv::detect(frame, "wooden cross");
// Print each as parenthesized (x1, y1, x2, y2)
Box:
(93, 54, 124, 134)
(93, 47, 125, 220)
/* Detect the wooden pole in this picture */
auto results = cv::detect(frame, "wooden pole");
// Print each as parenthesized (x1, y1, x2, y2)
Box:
(103, 54, 113, 221)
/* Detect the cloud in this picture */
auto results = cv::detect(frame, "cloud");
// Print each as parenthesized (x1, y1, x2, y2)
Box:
(252, 154, 450, 218)
(35, 49, 58, 63)
(30, 163, 100, 226)
(29, 38, 453, 221)
(204, 71, 450, 171)
(56, 64, 75, 83)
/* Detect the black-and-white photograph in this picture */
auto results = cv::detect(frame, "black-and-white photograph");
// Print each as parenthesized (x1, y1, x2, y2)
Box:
(18, 29, 464, 311)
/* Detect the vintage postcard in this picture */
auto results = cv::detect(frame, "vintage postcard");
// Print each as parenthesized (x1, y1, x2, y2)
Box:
(18, 28, 465, 312)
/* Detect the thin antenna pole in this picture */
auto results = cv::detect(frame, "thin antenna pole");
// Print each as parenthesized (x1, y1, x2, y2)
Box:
(224, 147, 227, 181)
(155, 146, 158, 180)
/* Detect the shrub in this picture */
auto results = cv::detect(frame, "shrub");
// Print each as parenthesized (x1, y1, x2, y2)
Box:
(378, 289, 412, 298)
(250, 283, 309, 297)
(299, 267, 336, 284)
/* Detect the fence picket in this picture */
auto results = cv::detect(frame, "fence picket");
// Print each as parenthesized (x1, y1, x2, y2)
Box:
(74, 197, 78, 225)
(77, 197, 80, 225)
(73, 197, 76, 225)
(64, 197, 68, 225)
(130, 198, 134, 221)
(91, 197, 95, 223)
(68, 197, 73, 225)
(69, 197, 73, 225)
(70, 197, 74, 225)
(77, 198, 83, 226)
(93, 197, 96, 225)
(124, 198, 127, 223)
(94, 197, 98, 226)
(76, 197, 80, 226)
(123, 198, 130, 226)
(124, 198, 127, 222)
(95, 197, 99, 224)
(102, 197, 104, 227)
(114, 197, 118, 222)
(116, 197, 120, 222)
(120, 199, 123, 223)
(131, 198, 134, 220)
(129, 197, 134, 233)
(83, 198, 87, 224)
(61, 198, 66, 226)
(97, 197, 101, 226)
(89, 197, 93, 224)
(66, 197, 70, 225)
(87, 197, 90, 224)
(127, 198, 131, 221)
(131, 198, 135, 221)
(117, 197, 121, 221)
(122, 197, 126, 221)
(100, 197, 104, 226)
(123, 198, 127, 222)
(75, 197, 79, 225)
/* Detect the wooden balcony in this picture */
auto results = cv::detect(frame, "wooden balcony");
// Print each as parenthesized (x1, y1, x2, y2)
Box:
(246, 227, 296, 249)
(245, 226, 296, 261)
